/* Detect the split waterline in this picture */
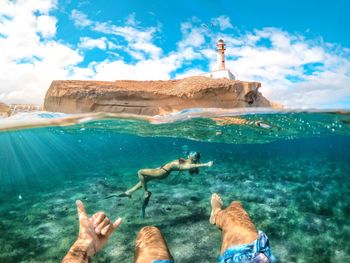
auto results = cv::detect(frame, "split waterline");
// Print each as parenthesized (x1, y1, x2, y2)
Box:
(0, 109, 350, 262)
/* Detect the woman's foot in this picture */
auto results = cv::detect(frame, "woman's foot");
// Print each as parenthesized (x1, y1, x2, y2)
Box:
(141, 191, 152, 218)
(117, 192, 132, 198)
(209, 193, 223, 225)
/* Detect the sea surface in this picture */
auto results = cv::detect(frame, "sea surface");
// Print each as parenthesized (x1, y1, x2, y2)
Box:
(0, 108, 349, 263)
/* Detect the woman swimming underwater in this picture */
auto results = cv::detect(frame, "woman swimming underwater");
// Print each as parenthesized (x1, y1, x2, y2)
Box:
(106, 152, 213, 217)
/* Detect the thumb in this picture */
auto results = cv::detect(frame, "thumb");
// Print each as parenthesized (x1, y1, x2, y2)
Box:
(76, 200, 87, 222)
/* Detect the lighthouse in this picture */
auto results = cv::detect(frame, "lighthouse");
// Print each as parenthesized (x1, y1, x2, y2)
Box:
(199, 39, 236, 80)
(217, 39, 226, 70)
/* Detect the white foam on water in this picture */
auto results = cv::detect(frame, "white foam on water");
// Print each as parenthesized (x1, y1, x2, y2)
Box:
(0, 107, 349, 133)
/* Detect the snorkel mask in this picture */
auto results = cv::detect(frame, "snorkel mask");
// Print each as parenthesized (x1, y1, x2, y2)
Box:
(188, 151, 200, 163)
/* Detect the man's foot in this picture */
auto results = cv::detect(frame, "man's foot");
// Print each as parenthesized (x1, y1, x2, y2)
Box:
(209, 193, 223, 225)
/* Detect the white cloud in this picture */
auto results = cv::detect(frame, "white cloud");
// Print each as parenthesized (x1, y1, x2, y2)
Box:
(178, 22, 206, 49)
(125, 13, 139, 26)
(70, 9, 164, 61)
(0, 0, 82, 104)
(180, 47, 202, 60)
(0, 0, 56, 16)
(90, 55, 180, 81)
(36, 15, 57, 38)
(92, 21, 162, 59)
(79, 37, 107, 50)
(70, 9, 92, 28)
(106, 40, 123, 50)
(211, 15, 233, 30)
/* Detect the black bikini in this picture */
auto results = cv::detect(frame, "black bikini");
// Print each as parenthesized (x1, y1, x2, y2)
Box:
(160, 158, 184, 174)
(160, 166, 170, 173)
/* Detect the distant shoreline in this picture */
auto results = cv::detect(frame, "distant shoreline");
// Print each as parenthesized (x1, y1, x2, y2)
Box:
(0, 103, 43, 117)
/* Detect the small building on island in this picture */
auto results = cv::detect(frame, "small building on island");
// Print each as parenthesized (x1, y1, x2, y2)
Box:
(200, 39, 236, 80)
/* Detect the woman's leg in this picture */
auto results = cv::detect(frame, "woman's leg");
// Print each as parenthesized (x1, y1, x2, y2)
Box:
(134, 226, 173, 263)
(123, 169, 149, 196)
(124, 181, 142, 196)
(138, 170, 153, 218)
(138, 170, 148, 194)
(125, 168, 166, 196)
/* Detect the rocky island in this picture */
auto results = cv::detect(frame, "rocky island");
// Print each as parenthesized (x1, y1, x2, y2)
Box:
(44, 76, 271, 116)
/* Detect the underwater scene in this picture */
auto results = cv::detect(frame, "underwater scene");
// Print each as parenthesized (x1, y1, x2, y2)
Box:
(0, 109, 350, 263)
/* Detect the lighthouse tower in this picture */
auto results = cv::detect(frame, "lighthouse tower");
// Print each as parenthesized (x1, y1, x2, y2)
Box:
(217, 39, 226, 70)
(199, 39, 236, 80)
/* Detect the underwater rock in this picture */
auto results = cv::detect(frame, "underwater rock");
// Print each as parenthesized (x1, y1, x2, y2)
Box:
(44, 76, 272, 115)
(190, 196, 200, 202)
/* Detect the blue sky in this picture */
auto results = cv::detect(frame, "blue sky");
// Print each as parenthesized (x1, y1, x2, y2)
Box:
(0, 0, 349, 108)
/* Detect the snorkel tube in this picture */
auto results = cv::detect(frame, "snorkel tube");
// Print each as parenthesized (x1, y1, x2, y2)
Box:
(188, 151, 200, 175)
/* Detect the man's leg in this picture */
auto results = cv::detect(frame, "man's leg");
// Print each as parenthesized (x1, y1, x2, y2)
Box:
(210, 193, 259, 255)
(134, 226, 174, 263)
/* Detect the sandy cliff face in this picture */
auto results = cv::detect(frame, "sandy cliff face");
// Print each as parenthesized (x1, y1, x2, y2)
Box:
(0, 102, 11, 117)
(44, 76, 271, 115)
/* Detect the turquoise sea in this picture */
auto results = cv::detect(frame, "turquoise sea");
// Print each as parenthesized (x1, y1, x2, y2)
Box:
(0, 109, 350, 263)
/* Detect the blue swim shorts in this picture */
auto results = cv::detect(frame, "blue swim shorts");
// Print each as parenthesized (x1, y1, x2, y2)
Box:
(218, 231, 276, 263)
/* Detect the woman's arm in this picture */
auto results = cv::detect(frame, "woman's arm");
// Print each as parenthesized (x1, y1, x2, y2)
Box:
(180, 161, 213, 170)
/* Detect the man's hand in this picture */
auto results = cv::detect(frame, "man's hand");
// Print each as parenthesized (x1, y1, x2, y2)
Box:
(75, 200, 122, 256)
(207, 161, 214, 167)
(62, 200, 122, 262)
